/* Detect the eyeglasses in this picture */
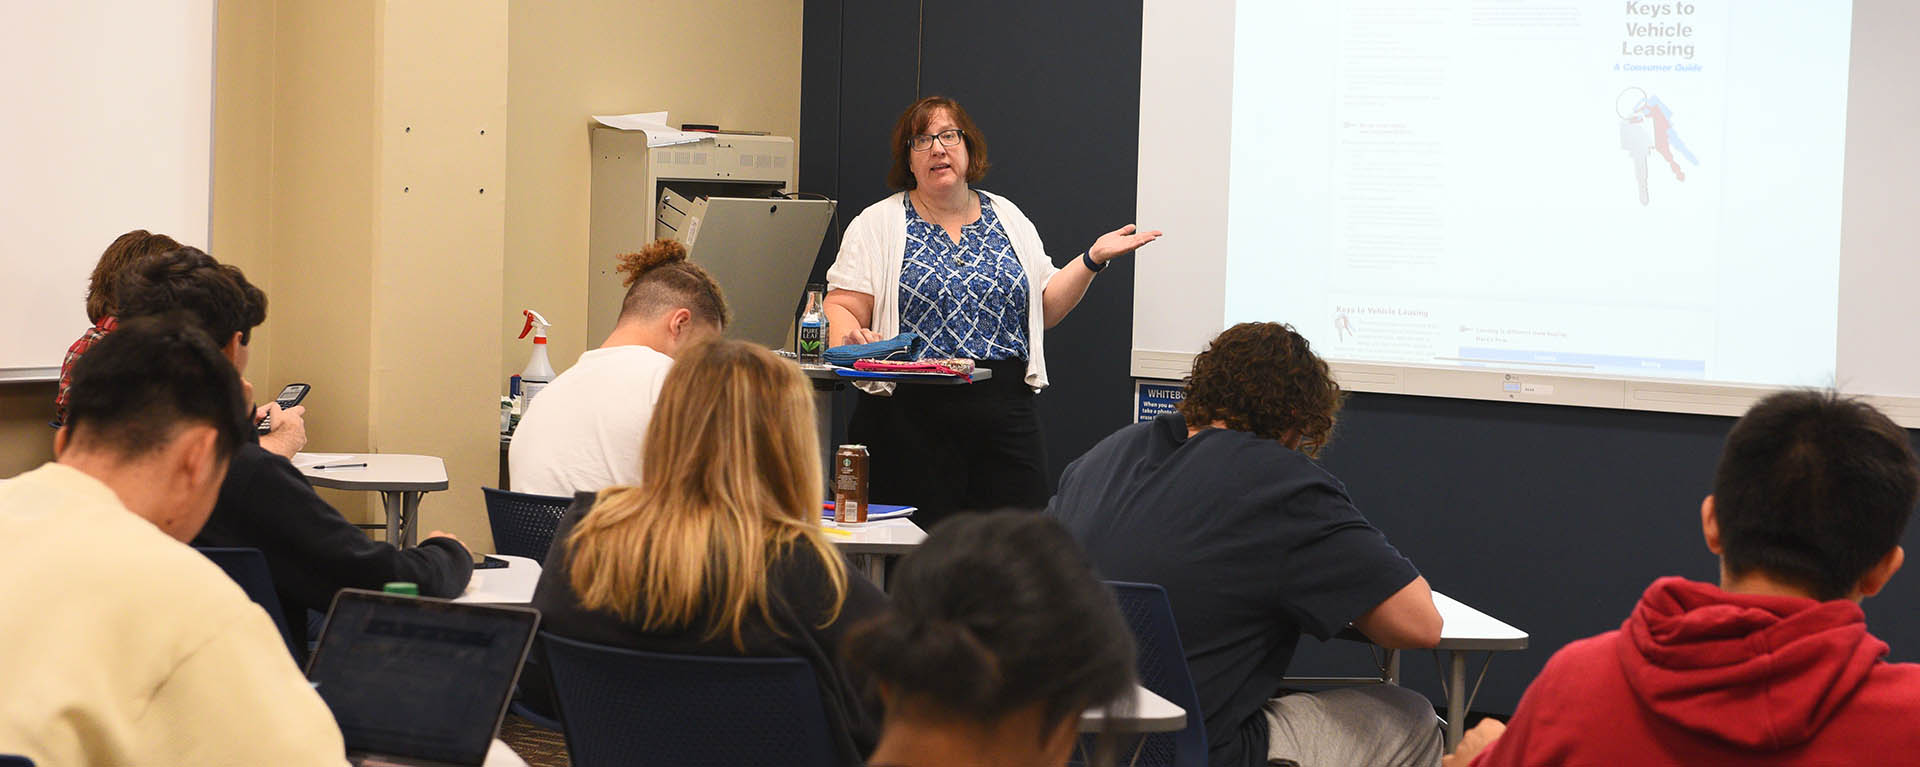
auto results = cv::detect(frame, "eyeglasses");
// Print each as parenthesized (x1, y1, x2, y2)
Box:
(910, 129, 965, 152)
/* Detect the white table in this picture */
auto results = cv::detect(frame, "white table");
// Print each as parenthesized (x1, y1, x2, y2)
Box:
(824, 517, 926, 588)
(295, 453, 449, 547)
(1313, 591, 1528, 752)
(455, 554, 542, 604)
(1078, 684, 1186, 733)
(1430, 591, 1528, 750)
(1077, 685, 1188, 767)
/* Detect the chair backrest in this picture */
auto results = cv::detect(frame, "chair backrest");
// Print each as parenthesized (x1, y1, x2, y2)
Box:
(0, 755, 34, 766)
(195, 546, 300, 661)
(482, 487, 571, 560)
(1105, 582, 1209, 767)
(540, 632, 840, 767)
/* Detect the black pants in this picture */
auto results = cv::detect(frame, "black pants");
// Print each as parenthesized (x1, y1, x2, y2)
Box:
(846, 358, 1049, 532)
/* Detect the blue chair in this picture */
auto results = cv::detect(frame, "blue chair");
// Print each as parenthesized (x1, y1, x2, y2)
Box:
(195, 546, 300, 661)
(482, 487, 571, 560)
(540, 632, 840, 767)
(1103, 582, 1209, 767)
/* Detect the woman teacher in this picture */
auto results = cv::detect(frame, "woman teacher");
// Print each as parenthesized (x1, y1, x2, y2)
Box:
(823, 96, 1161, 529)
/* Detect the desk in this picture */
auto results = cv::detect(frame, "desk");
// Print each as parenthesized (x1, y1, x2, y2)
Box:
(1078, 684, 1186, 733)
(825, 517, 925, 589)
(295, 453, 449, 548)
(455, 555, 543, 605)
(1318, 591, 1527, 751)
(1430, 591, 1528, 749)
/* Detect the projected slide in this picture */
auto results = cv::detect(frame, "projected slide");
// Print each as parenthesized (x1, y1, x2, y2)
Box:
(1225, 0, 1851, 387)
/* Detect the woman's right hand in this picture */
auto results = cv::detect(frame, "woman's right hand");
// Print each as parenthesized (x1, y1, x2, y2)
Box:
(841, 328, 886, 346)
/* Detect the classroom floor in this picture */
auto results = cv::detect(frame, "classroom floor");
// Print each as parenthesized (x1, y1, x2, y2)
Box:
(500, 714, 569, 767)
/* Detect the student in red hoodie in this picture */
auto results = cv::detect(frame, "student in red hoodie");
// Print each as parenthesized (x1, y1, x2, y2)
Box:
(1458, 389, 1920, 767)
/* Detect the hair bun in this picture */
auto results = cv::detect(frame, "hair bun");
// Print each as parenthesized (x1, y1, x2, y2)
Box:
(617, 240, 689, 288)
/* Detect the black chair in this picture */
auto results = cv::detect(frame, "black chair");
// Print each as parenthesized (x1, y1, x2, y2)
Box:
(0, 755, 33, 766)
(195, 546, 300, 661)
(1104, 582, 1209, 767)
(481, 487, 570, 560)
(541, 632, 840, 767)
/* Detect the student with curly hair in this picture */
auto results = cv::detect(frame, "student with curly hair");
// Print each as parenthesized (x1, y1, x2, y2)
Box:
(53, 229, 183, 426)
(1048, 321, 1444, 767)
(508, 239, 731, 495)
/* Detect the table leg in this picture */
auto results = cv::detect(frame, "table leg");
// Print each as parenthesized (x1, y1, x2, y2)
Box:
(814, 386, 835, 498)
(382, 491, 403, 547)
(1445, 650, 1466, 751)
(400, 491, 423, 548)
(856, 554, 887, 591)
(1385, 648, 1401, 684)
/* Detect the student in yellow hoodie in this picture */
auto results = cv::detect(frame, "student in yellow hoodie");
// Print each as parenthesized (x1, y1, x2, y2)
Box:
(0, 316, 346, 766)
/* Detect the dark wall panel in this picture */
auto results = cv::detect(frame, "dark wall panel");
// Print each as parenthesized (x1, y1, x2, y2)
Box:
(802, 0, 1920, 717)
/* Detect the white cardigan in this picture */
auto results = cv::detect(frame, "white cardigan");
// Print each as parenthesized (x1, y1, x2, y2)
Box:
(825, 190, 1062, 392)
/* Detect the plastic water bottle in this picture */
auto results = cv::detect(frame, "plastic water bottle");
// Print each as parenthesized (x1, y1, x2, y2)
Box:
(798, 283, 826, 364)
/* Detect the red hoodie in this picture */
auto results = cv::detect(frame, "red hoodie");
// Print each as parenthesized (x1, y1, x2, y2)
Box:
(1474, 577, 1920, 766)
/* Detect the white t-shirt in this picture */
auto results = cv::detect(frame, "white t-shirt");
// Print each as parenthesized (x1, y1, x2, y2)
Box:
(508, 344, 674, 496)
(0, 463, 347, 766)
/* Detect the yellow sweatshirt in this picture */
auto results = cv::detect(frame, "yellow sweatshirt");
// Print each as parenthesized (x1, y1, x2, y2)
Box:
(0, 463, 347, 766)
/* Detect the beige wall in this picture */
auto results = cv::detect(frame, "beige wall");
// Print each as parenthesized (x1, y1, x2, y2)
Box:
(503, 0, 805, 377)
(4, 0, 804, 550)
(0, 383, 55, 477)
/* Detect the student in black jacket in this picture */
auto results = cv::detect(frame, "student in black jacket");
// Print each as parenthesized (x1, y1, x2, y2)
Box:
(532, 339, 886, 765)
(117, 247, 473, 648)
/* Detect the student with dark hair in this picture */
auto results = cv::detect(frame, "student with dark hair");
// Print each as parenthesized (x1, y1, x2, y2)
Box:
(0, 317, 345, 765)
(118, 247, 473, 653)
(1461, 390, 1920, 767)
(53, 229, 184, 426)
(508, 238, 731, 495)
(1049, 322, 1444, 767)
(115, 245, 304, 457)
(850, 512, 1138, 767)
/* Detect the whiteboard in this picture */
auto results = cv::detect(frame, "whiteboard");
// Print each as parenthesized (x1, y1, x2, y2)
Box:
(0, 0, 215, 380)
(1135, 0, 1920, 425)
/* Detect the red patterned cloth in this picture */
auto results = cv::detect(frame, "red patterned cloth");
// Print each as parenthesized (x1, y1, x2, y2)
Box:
(54, 316, 117, 426)
(851, 357, 975, 378)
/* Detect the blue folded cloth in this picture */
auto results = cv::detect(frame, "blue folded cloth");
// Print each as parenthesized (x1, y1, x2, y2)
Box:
(823, 332, 925, 366)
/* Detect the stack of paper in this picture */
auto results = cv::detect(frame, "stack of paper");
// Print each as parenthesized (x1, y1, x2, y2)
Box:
(592, 111, 714, 148)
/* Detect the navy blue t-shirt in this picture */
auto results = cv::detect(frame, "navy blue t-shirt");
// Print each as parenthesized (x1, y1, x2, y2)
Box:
(1047, 413, 1420, 767)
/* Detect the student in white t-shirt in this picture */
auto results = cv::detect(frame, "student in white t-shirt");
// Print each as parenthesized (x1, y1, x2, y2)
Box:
(508, 239, 731, 497)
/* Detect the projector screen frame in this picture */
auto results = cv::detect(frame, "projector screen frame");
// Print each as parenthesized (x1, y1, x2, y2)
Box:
(1133, 0, 1920, 428)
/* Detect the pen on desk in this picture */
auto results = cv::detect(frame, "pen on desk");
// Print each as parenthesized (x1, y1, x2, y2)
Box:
(311, 462, 368, 470)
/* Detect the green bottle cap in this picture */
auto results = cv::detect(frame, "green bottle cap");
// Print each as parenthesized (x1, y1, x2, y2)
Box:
(382, 582, 420, 596)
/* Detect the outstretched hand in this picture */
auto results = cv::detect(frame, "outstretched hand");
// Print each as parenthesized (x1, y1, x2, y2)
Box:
(1088, 224, 1164, 266)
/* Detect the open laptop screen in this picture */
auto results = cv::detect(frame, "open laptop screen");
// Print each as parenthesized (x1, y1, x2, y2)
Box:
(307, 590, 538, 765)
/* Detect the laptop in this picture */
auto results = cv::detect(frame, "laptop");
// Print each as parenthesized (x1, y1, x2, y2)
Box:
(306, 589, 540, 766)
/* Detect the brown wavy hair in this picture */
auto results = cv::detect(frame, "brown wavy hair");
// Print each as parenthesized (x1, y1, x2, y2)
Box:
(87, 230, 183, 322)
(615, 239, 730, 328)
(1178, 322, 1343, 456)
(887, 96, 990, 191)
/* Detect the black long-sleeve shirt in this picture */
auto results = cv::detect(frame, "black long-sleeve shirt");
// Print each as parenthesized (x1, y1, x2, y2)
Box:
(532, 494, 888, 765)
(193, 443, 473, 648)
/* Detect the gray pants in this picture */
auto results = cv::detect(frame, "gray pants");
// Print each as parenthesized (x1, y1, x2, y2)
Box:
(1264, 686, 1442, 767)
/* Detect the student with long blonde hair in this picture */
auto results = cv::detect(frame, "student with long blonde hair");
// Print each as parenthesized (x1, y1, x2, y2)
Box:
(530, 338, 887, 762)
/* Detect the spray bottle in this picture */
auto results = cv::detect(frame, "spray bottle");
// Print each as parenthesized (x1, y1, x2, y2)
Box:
(517, 309, 556, 409)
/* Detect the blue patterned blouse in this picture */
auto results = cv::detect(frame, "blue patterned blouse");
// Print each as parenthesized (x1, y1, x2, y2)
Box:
(898, 192, 1031, 361)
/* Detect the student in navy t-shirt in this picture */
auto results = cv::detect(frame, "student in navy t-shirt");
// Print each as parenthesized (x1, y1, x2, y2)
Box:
(1048, 321, 1445, 767)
